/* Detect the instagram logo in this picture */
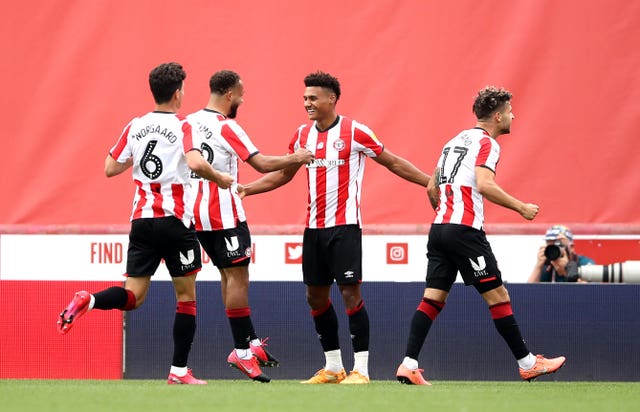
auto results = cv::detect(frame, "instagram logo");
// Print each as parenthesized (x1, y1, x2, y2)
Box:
(285, 242, 303, 264)
(387, 243, 408, 264)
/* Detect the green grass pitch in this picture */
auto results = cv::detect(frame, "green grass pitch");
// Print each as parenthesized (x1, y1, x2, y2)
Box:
(1, 380, 638, 412)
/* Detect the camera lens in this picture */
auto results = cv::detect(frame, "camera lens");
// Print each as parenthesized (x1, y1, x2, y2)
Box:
(544, 244, 561, 261)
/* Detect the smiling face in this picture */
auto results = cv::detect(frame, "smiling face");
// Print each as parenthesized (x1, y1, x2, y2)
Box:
(303, 86, 336, 123)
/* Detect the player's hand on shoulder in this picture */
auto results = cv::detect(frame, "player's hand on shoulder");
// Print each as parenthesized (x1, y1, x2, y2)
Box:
(293, 148, 314, 164)
(520, 203, 539, 220)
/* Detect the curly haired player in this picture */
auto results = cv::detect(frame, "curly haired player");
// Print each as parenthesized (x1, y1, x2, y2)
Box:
(396, 86, 566, 385)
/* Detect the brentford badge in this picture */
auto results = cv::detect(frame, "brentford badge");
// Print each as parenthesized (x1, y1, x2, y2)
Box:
(333, 139, 345, 151)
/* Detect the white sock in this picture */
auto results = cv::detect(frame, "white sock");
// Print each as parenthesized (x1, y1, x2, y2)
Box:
(324, 349, 344, 373)
(170, 365, 187, 377)
(518, 353, 536, 370)
(402, 356, 419, 370)
(250, 338, 261, 346)
(353, 351, 369, 376)
(235, 348, 252, 360)
(88, 294, 95, 311)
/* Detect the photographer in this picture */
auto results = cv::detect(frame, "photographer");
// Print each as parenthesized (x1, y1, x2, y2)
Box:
(527, 225, 595, 283)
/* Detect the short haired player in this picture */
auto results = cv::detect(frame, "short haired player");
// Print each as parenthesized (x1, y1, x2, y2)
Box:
(57, 62, 233, 385)
(241, 71, 431, 384)
(187, 70, 313, 382)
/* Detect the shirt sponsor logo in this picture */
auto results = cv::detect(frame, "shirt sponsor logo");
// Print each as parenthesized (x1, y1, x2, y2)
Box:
(387, 243, 408, 264)
(306, 159, 346, 168)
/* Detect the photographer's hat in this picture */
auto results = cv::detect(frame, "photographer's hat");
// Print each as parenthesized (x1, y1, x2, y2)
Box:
(545, 225, 574, 242)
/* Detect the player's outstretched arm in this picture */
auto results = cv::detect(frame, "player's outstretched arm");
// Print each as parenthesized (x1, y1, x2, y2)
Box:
(186, 150, 234, 189)
(242, 165, 299, 197)
(426, 166, 441, 210)
(246, 148, 314, 173)
(373, 149, 430, 187)
(104, 154, 133, 178)
(476, 166, 539, 220)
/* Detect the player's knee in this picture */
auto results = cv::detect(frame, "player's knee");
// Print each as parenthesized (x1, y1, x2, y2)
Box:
(339, 285, 361, 307)
(417, 297, 445, 320)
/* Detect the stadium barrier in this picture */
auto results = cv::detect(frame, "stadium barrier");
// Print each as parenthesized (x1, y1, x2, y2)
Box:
(124, 282, 640, 381)
(1, 227, 638, 380)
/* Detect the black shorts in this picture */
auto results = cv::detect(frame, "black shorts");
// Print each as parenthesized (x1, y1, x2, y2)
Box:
(302, 225, 362, 286)
(425, 223, 502, 292)
(196, 221, 252, 268)
(126, 216, 202, 277)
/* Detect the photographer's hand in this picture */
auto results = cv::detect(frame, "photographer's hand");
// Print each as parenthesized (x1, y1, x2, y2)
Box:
(550, 247, 570, 275)
(535, 246, 546, 267)
(527, 246, 548, 283)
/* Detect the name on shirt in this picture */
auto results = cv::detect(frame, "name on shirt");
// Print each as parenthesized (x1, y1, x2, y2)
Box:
(132, 124, 177, 143)
(196, 123, 213, 140)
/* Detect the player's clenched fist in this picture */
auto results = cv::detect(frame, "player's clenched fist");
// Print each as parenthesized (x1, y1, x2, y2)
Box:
(520, 203, 539, 220)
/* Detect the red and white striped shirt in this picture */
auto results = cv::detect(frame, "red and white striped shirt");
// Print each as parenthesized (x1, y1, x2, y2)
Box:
(109, 111, 197, 227)
(288, 116, 384, 229)
(432, 127, 500, 230)
(187, 109, 258, 230)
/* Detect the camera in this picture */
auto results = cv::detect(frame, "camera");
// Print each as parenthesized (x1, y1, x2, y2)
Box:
(544, 241, 565, 261)
(578, 261, 640, 283)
